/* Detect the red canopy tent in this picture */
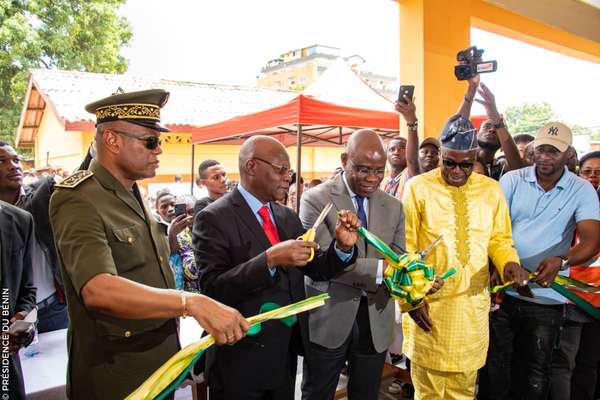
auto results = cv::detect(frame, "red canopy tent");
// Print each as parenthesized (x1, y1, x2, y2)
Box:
(191, 94, 400, 145)
(190, 93, 400, 209)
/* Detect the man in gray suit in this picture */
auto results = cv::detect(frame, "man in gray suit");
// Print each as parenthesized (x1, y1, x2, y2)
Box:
(300, 129, 404, 400)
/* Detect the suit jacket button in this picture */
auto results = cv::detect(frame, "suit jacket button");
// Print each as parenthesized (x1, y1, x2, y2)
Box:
(124, 330, 132, 338)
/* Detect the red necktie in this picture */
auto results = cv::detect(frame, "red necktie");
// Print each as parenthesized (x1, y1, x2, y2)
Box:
(258, 205, 280, 246)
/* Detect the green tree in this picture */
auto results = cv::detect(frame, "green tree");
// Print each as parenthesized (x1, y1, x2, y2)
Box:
(504, 102, 556, 135)
(570, 124, 593, 136)
(0, 0, 132, 145)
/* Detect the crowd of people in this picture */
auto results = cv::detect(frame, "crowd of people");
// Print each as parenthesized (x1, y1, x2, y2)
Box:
(0, 74, 598, 400)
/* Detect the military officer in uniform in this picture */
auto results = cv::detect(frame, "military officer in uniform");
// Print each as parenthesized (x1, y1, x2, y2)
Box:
(50, 89, 249, 399)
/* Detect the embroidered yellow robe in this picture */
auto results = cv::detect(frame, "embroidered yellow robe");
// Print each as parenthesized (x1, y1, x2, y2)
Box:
(401, 169, 519, 372)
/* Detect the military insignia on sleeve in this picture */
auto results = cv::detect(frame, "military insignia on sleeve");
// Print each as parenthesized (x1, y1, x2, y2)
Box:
(55, 170, 94, 189)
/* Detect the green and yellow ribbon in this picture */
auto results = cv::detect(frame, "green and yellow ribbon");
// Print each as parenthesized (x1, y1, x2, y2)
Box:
(126, 294, 330, 400)
(492, 274, 600, 320)
(356, 226, 456, 312)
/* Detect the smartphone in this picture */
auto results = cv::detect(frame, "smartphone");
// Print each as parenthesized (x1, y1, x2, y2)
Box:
(174, 203, 187, 218)
(398, 85, 414, 104)
(9, 320, 34, 335)
(8, 307, 37, 334)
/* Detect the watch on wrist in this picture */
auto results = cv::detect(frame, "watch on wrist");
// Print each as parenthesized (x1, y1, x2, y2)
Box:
(407, 121, 418, 133)
(492, 118, 505, 129)
(558, 255, 570, 271)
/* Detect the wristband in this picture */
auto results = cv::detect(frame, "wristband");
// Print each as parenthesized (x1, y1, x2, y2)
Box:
(492, 119, 505, 129)
(558, 255, 570, 271)
(180, 291, 188, 318)
(407, 121, 418, 133)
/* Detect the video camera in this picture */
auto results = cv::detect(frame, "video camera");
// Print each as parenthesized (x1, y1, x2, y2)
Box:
(454, 46, 497, 81)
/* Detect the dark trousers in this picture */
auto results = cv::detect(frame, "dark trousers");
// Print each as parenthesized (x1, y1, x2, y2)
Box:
(479, 295, 565, 400)
(209, 384, 293, 400)
(572, 319, 600, 400)
(37, 295, 68, 333)
(0, 354, 25, 400)
(301, 297, 387, 400)
(549, 319, 583, 399)
(209, 358, 295, 400)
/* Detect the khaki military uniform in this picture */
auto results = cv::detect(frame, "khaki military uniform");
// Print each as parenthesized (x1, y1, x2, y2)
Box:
(50, 160, 178, 399)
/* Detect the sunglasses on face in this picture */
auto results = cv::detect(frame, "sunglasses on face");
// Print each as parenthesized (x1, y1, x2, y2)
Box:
(442, 158, 474, 170)
(111, 129, 162, 150)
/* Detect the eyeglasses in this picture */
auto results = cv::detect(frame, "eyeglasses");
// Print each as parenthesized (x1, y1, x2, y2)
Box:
(580, 169, 600, 177)
(348, 160, 386, 178)
(111, 129, 162, 150)
(442, 158, 475, 171)
(253, 157, 293, 177)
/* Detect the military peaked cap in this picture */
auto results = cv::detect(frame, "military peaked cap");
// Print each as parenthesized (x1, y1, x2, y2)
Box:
(85, 88, 170, 132)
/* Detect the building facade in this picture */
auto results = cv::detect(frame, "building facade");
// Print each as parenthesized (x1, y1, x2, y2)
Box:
(256, 44, 398, 100)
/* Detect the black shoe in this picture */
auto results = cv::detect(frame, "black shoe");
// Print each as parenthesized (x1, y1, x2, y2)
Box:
(390, 353, 404, 365)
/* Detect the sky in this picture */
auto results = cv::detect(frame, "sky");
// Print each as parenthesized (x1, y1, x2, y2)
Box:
(118, 0, 600, 129)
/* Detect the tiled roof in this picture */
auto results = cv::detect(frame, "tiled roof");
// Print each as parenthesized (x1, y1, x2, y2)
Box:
(17, 69, 298, 145)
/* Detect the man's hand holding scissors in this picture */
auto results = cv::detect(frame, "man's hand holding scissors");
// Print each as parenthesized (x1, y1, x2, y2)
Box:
(266, 204, 360, 268)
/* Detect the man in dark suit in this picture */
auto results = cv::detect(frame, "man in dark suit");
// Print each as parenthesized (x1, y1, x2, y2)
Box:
(300, 129, 404, 400)
(193, 135, 361, 400)
(0, 141, 67, 333)
(0, 200, 37, 399)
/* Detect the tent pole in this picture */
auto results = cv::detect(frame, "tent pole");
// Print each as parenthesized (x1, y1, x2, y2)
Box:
(295, 125, 302, 213)
(191, 143, 196, 196)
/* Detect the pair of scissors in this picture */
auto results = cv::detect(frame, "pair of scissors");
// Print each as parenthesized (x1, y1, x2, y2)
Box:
(418, 235, 443, 260)
(298, 202, 334, 262)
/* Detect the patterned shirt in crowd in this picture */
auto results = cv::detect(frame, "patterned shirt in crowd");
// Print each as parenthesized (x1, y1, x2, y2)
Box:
(382, 169, 409, 200)
(487, 158, 507, 181)
(169, 227, 201, 292)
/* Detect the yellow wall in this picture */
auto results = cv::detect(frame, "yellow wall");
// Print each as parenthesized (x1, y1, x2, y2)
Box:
(286, 146, 344, 180)
(471, 1, 600, 64)
(34, 125, 343, 185)
(398, 0, 600, 140)
(35, 111, 88, 170)
(257, 62, 317, 90)
(399, 0, 472, 139)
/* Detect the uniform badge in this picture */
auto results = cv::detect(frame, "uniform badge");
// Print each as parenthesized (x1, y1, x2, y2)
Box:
(55, 170, 94, 189)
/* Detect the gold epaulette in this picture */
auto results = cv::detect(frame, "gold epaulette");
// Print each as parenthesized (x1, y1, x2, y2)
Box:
(55, 170, 94, 189)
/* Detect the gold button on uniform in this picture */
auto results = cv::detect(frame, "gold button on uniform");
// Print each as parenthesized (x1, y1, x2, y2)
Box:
(159, 256, 164, 262)
(124, 330, 132, 338)
(127, 237, 133, 244)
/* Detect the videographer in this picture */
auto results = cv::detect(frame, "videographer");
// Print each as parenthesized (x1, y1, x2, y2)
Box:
(452, 46, 523, 180)
(455, 78, 523, 180)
